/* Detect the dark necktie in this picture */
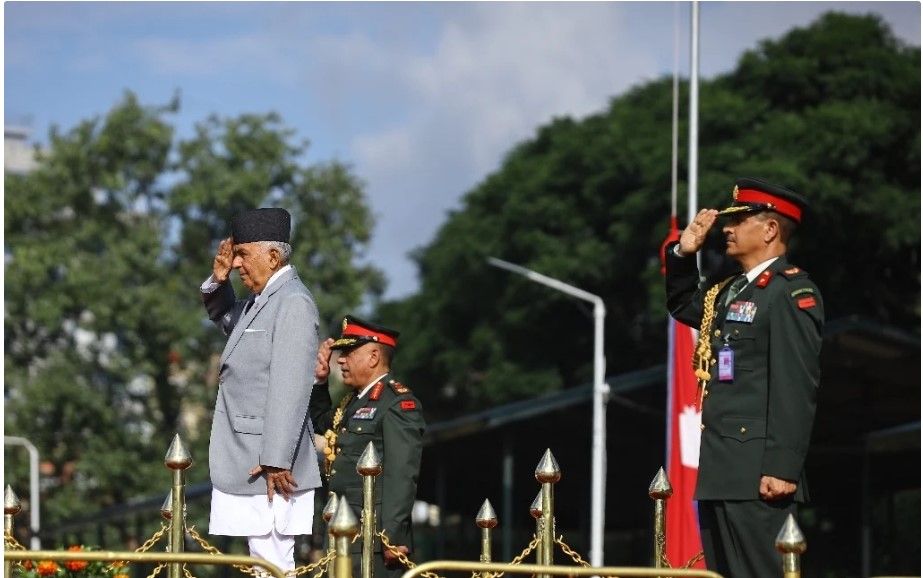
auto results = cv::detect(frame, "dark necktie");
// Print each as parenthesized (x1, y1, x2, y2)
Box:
(724, 275, 748, 306)
(243, 294, 257, 316)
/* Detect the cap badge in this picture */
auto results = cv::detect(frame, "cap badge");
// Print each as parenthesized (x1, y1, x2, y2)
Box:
(342, 318, 348, 332)
(732, 185, 739, 201)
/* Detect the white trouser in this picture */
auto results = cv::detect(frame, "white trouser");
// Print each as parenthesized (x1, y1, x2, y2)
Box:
(209, 487, 316, 575)
(248, 528, 296, 574)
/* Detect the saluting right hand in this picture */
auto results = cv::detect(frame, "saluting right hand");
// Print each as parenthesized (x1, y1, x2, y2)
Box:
(314, 337, 336, 382)
(212, 237, 234, 284)
(678, 209, 719, 256)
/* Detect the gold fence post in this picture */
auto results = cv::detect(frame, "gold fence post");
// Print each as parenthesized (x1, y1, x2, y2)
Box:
(164, 434, 193, 578)
(5, 486, 23, 578)
(529, 491, 543, 567)
(161, 493, 174, 521)
(534, 449, 561, 578)
(324, 491, 340, 575)
(357, 442, 382, 578)
(475, 499, 498, 578)
(648, 468, 673, 569)
(331, 496, 360, 578)
(775, 513, 806, 578)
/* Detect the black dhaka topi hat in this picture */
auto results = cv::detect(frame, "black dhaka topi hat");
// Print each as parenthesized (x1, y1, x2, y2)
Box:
(231, 208, 291, 244)
(716, 177, 808, 224)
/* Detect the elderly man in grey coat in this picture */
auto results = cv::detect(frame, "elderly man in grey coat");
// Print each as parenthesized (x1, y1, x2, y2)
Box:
(201, 207, 322, 574)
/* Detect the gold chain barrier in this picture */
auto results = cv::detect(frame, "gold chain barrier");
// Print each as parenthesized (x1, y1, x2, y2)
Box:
(4, 530, 26, 551)
(5, 439, 808, 578)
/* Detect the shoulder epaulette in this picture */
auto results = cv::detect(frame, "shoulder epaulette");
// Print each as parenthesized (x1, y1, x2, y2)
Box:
(389, 379, 411, 394)
(779, 266, 808, 280)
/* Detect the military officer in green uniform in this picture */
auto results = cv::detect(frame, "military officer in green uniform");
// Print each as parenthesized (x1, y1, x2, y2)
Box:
(310, 316, 426, 578)
(664, 177, 824, 578)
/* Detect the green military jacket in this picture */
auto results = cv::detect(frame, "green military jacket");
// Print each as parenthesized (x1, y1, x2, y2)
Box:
(310, 374, 426, 553)
(665, 244, 824, 502)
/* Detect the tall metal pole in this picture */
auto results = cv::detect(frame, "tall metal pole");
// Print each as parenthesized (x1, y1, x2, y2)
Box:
(689, 0, 701, 269)
(486, 257, 608, 565)
(4, 436, 41, 549)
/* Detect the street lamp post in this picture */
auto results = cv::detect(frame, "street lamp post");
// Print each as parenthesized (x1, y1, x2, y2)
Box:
(486, 257, 609, 566)
(4, 436, 41, 549)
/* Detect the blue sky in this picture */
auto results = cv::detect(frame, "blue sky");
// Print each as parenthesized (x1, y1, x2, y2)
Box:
(4, 1, 920, 299)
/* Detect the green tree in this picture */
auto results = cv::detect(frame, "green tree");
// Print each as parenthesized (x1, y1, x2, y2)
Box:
(378, 12, 920, 420)
(3, 92, 383, 536)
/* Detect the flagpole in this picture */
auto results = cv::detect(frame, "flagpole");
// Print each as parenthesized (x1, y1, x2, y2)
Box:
(671, 1, 680, 220)
(689, 0, 700, 262)
(665, 0, 682, 492)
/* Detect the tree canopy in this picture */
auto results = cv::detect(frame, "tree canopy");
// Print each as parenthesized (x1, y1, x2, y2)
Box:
(2, 10, 919, 538)
(377, 12, 920, 420)
(3, 93, 384, 529)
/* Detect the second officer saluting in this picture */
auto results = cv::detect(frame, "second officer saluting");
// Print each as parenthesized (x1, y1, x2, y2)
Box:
(310, 316, 426, 578)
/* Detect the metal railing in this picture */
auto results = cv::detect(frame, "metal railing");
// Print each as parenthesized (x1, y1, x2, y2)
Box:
(5, 436, 814, 578)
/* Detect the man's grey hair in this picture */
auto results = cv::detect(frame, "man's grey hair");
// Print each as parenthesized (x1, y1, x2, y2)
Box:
(260, 241, 292, 265)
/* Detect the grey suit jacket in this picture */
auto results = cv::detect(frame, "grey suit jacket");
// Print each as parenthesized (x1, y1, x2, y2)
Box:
(203, 267, 322, 495)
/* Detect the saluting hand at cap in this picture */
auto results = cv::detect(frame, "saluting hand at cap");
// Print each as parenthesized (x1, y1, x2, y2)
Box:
(212, 237, 234, 284)
(678, 209, 719, 256)
(314, 337, 336, 383)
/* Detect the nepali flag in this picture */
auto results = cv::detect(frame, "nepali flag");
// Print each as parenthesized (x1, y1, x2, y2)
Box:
(661, 217, 705, 569)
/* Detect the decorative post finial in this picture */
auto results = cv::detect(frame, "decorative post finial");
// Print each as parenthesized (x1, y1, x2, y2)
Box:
(648, 467, 673, 568)
(776, 513, 807, 578)
(332, 497, 360, 578)
(476, 499, 498, 529)
(534, 449, 561, 484)
(357, 442, 382, 476)
(648, 467, 674, 499)
(3, 486, 22, 517)
(164, 434, 193, 470)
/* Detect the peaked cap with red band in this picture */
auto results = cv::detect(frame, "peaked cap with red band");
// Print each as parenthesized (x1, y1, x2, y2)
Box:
(717, 177, 808, 224)
(331, 315, 400, 350)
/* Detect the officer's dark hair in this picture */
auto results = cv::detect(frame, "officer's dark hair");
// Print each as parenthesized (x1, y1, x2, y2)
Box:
(375, 343, 396, 366)
(756, 210, 796, 245)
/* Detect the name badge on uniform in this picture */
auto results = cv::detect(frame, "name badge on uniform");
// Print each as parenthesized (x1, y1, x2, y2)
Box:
(726, 301, 757, 323)
(718, 346, 734, 381)
(352, 407, 377, 420)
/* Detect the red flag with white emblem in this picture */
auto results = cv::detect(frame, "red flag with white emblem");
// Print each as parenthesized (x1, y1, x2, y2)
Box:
(665, 316, 705, 568)
(662, 217, 705, 569)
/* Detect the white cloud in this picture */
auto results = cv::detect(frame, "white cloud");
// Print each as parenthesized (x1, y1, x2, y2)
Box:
(5, 1, 919, 300)
(328, 3, 664, 298)
(338, 1, 920, 299)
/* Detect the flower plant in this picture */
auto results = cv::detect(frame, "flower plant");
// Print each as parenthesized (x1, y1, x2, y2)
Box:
(15, 546, 129, 578)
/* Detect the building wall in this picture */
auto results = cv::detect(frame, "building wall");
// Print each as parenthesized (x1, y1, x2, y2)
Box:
(4, 126, 40, 174)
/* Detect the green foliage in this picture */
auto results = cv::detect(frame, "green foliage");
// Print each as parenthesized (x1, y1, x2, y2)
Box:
(379, 12, 920, 419)
(4, 92, 382, 530)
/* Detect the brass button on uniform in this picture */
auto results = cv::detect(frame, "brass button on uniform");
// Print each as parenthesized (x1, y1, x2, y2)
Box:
(331, 469, 336, 475)
(703, 390, 709, 398)
(710, 358, 717, 366)
(700, 424, 706, 431)
(357, 427, 363, 432)
(341, 428, 347, 433)
(714, 329, 721, 337)
(740, 427, 747, 434)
